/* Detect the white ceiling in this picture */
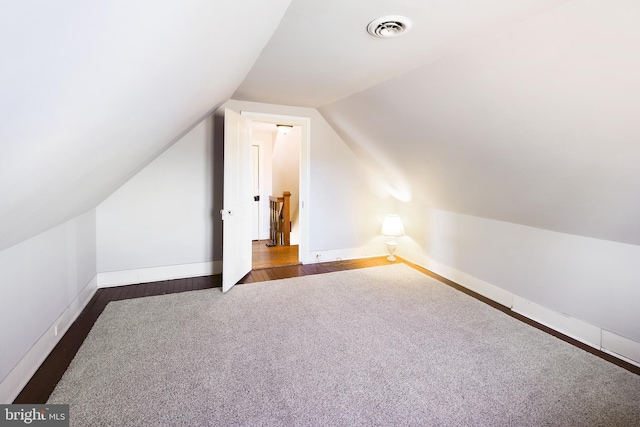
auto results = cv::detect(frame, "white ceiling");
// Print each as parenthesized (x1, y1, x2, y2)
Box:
(233, 0, 567, 107)
(3, 0, 640, 250)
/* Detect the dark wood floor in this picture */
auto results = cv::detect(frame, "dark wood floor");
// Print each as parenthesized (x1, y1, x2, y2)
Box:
(14, 256, 639, 404)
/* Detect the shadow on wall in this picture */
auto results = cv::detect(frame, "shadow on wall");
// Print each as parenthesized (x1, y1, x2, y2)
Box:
(211, 112, 225, 260)
(319, 110, 413, 203)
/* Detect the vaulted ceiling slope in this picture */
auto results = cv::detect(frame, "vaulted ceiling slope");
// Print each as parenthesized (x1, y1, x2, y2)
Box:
(0, 0, 292, 251)
(318, 0, 640, 245)
(236, 0, 640, 245)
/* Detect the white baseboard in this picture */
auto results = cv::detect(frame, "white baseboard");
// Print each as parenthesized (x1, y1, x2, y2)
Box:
(302, 245, 386, 265)
(400, 251, 640, 368)
(602, 330, 640, 366)
(421, 256, 513, 308)
(0, 276, 98, 404)
(97, 261, 222, 288)
(511, 295, 602, 349)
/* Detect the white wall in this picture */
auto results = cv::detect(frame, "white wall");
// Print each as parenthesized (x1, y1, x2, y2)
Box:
(96, 115, 221, 284)
(0, 209, 97, 403)
(398, 205, 640, 364)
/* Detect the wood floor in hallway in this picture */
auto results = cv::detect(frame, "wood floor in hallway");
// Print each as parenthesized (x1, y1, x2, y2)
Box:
(252, 239, 299, 269)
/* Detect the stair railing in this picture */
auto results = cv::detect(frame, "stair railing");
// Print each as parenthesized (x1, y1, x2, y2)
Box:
(267, 191, 291, 247)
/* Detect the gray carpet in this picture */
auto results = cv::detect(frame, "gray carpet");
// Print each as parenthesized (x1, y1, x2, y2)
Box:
(48, 264, 640, 426)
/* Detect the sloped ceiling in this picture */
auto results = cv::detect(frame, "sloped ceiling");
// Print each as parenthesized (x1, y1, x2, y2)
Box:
(0, 0, 292, 251)
(3, 0, 640, 252)
(238, 0, 640, 245)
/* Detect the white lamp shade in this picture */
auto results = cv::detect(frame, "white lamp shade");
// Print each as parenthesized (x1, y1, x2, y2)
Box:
(381, 214, 405, 237)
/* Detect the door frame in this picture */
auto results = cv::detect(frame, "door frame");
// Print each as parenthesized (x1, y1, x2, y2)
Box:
(241, 111, 311, 264)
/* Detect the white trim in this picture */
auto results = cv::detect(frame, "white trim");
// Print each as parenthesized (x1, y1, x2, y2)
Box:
(602, 330, 640, 366)
(399, 250, 640, 368)
(430, 258, 513, 308)
(511, 295, 601, 349)
(97, 261, 222, 288)
(307, 245, 387, 265)
(406, 248, 513, 307)
(240, 111, 311, 264)
(0, 276, 98, 404)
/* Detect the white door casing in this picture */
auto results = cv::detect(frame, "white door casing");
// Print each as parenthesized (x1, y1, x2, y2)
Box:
(221, 109, 252, 292)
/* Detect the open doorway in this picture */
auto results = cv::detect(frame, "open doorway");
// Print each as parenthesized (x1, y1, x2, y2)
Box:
(242, 112, 310, 269)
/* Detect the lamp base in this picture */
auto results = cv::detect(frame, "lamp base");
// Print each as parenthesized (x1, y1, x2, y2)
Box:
(385, 240, 398, 262)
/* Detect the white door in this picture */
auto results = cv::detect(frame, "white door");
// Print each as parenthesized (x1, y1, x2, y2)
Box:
(221, 109, 252, 292)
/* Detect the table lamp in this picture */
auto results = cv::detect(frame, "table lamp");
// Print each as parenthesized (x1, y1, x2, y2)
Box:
(381, 214, 405, 262)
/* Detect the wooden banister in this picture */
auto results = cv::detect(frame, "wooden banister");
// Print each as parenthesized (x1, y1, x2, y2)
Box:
(267, 191, 291, 247)
(282, 191, 291, 246)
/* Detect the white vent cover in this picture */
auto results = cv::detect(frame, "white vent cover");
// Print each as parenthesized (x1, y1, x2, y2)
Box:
(367, 15, 413, 38)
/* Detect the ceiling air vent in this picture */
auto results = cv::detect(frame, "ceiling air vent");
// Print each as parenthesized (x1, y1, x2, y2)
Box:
(367, 15, 413, 38)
